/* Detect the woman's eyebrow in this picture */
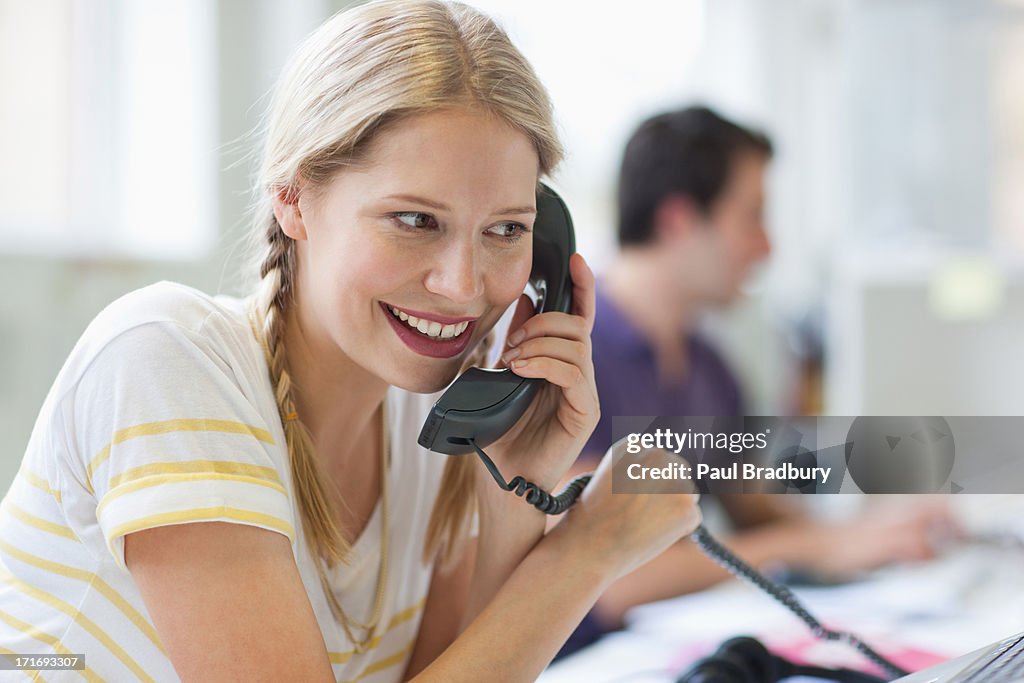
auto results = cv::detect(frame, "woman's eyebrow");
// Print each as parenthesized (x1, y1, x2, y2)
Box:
(497, 205, 537, 216)
(382, 193, 536, 216)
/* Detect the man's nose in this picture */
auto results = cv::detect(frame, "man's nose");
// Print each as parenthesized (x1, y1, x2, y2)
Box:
(754, 223, 772, 260)
(423, 238, 483, 305)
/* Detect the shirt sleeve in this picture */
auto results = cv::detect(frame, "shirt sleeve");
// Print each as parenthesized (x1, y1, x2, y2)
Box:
(67, 319, 295, 573)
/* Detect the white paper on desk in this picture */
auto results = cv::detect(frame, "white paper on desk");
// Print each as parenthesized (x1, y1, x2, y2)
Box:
(628, 545, 994, 639)
(540, 631, 677, 683)
(627, 583, 799, 642)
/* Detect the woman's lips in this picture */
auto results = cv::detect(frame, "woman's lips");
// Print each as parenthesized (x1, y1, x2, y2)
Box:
(380, 302, 478, 359)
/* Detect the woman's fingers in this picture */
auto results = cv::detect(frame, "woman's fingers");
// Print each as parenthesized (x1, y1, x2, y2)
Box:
(501, 336, 587, 369)
(501, 253, 594, 348)
(507, 355, 596, 418)
(569, 253, 597, 333)
(568, 444, 703, 578)
(506, 311, 590, 349)
(508, 354, 585, 389)
(506, 293, 535, 340)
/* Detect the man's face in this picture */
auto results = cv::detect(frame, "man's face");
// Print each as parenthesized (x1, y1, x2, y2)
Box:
(694, 152, 772, 305)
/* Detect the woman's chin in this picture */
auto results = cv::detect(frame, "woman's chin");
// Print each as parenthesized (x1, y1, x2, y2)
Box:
(386, 365, 464, 395)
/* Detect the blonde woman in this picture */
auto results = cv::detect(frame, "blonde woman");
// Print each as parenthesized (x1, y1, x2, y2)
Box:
(0, 1, 700, 680)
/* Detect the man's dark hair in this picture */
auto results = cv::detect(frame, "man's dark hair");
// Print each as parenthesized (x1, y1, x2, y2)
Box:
(617, 105, 773, 246)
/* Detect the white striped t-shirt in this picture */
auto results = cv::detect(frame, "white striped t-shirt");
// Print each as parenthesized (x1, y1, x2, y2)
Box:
(0, 281, 451, 682)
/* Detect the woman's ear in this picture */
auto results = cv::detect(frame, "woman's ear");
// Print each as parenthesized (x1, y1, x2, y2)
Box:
(271, 185, 309, 241)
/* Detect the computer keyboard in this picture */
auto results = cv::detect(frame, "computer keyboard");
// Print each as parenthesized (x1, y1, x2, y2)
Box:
(960, 635, 1024, 682)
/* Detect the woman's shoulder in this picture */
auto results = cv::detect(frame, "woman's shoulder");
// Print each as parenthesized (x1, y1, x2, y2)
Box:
(53, 282, 260, 402)
(86, 281, 245, 341)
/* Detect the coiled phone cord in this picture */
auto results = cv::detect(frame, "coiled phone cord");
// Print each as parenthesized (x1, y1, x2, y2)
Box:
(691, 527, 908, 680)
(471, 440, 592, 514)
(468, 438, 909, 681)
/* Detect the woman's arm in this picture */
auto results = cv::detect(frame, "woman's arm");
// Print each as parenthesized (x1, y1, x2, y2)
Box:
(403, 539, 476, 679)
(411, 446, 702, 682)
(126, 522, 336, 683)
(128, 447, 700, 682)
(412, 523, 614, 682)
(403, 490, 554, 678)
(128, 516, 517, 683)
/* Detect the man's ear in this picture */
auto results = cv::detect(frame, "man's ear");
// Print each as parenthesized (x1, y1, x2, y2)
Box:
(271, 185, 308, 241)
(653, 194, 701, 244)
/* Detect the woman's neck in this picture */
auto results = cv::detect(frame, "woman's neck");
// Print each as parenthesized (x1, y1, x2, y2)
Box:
(282, 303, 390, 467)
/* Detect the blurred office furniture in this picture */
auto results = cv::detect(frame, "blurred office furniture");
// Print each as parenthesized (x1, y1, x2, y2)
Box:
(826, 249, 1024, 416)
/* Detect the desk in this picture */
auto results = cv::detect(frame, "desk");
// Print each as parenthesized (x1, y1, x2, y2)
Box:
(541, 497, 1024, 682)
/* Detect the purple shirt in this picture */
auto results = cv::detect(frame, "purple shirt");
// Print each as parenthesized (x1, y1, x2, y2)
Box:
(582, 286, 744, 459)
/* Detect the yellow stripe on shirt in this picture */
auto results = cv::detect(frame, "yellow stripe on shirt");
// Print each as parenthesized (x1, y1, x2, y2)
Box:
(17, 467, 61, 504)
(107, 459, 283, 491)
(86, 419, 276, 492)
(329, 597, 426, 665)
(340, 637, 417, 683)
(0, 646, 48, 683)
(0, 539, 166, 655)
(0, 572, 155, 683)
(106, 507, 295, 569)
(96, 472, 288, 519)
(0, 500, 78, 542)
(0, 609, 103, 683)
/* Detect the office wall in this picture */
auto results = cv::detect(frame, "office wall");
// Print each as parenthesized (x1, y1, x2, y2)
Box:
(0, 0, 348, 491)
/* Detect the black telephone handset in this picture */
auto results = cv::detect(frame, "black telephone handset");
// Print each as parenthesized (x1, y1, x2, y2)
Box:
(417, 182, 575, 455)
(415, 185, 907, 681)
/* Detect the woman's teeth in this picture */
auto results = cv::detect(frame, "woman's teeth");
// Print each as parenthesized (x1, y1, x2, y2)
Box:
(390, 306, 470, 339)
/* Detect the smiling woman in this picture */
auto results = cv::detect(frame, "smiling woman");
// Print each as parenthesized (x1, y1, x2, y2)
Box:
(0, 1, 701, 681)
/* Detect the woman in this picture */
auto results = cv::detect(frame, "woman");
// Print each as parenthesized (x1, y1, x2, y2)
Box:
(0, 1, 700, 680)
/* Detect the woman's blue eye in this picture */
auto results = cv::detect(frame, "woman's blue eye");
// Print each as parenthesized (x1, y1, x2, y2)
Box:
(392, 212, 438, 229)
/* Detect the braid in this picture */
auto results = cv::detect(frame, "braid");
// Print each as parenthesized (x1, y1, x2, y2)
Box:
(251, 212, 349, 567)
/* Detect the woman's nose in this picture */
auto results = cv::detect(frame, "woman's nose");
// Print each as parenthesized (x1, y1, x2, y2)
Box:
(422, 239, 483, 305)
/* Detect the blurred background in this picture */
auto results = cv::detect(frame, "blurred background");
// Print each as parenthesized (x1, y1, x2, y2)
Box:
(2, 0, 1023, 492)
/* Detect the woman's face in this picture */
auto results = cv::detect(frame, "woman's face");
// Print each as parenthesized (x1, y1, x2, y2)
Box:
(279, 108, 539, 393)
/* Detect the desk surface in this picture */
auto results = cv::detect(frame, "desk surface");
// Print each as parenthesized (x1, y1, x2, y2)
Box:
(540, 496, 1024, 682)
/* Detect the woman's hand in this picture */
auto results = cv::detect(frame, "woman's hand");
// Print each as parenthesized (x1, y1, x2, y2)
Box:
(482, 252, 599, 492)
(549, 442, 704, 581)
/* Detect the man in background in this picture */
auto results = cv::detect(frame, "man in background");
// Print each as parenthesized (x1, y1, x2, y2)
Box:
(560, 106, 950, 657)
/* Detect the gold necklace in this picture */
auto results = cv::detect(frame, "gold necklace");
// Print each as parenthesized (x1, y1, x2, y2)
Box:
(315, 404, 390, 654)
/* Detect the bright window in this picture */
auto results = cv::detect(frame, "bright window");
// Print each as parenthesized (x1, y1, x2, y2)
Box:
(0, 0, 217, 259)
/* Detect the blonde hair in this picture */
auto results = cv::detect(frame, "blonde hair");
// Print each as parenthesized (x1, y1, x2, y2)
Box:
(248, 0, 563, 568)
